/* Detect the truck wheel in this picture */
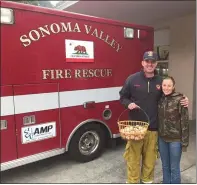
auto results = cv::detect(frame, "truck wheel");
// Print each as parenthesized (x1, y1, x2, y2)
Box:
(68, 124, 106, 162)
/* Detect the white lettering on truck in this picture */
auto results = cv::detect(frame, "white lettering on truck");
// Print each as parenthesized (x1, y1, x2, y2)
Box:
(19, 22, 122, 52)
(42, 69, 113, 79)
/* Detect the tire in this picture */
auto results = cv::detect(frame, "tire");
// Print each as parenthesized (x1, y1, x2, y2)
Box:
(68, 124, 106, 162)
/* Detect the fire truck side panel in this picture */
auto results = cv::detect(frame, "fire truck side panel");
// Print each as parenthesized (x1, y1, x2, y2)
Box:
(1, 1, 154, 169)
(13, 83, 61, 158)
(1, 86, 17, 163)
(60, 100, 123, 150)
(1, 6, 153, 87)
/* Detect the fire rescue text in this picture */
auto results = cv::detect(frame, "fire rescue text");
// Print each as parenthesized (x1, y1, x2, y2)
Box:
(20, 22, 122, 52)
(42, 69, 113, 79)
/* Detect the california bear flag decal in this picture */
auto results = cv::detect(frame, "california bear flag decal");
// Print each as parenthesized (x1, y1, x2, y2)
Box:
(65, 39, 94, 62)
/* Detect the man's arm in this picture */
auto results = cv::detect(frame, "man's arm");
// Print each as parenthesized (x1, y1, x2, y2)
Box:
(180, 95, 189, 107)
(119, 77, 133, 109)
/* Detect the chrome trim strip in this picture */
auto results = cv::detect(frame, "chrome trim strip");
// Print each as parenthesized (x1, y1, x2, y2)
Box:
(65, 119, 113, 151)
(112, 133, 120, 138)
(1, 148, 65, 171)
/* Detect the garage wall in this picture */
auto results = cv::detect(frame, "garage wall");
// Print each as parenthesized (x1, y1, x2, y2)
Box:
(154, 29, 169, 47)
(193, 50, 196, 120)
(154, 13, 196, 120)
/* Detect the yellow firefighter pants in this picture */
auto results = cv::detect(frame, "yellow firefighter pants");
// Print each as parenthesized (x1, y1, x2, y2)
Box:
(124, 131, 158, 183)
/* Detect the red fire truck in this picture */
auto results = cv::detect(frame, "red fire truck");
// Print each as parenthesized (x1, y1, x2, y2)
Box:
(0, 1, 154, 171)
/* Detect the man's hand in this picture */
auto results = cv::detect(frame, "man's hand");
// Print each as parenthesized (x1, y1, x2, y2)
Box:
(128, 103, 139, 110)
(180, 96, 189, 107)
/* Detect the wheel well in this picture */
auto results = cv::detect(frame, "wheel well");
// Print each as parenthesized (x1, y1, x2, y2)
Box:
(96, 122, 111, 140)
(65, 120, 112, 152)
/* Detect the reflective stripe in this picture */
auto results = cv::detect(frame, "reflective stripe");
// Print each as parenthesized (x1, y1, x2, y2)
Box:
(0, 96, 15, 116)
(1, 86, 122, 116)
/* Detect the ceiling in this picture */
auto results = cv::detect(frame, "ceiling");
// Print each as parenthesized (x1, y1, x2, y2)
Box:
(60, 1, 196, 27)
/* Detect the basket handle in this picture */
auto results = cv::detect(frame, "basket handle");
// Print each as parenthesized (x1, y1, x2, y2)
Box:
(117, 107, 150, 124)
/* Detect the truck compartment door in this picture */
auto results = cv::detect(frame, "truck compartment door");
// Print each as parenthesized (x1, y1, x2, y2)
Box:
(13, 83, 61, 158)
(1, 85, 17, 163)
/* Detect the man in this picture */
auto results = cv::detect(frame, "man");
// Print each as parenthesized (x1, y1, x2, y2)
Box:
(119, 51, 189, 184)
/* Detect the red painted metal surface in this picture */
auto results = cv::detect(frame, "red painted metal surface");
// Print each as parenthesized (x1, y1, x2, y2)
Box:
(13, 83, 61, 158)
(0, 115, 18, 163)
(1, 1, 153, 88)
(1, 86, 17, 163)
(60, 100, 124, 148)
(13, 83, 58, 95)
(1, 0, 153, 165)
(1, 85, 14, 97)
(15, 109, 61, 158)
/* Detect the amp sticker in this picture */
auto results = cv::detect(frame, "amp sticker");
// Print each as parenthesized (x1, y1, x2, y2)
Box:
(65, 39, 94, 63)
(21, 122, 56, 144)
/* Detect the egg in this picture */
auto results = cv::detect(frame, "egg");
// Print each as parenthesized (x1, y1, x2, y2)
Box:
(119, 123, 148, 140)
(130, 131, 134, 135)
(130, 135, 135, 139)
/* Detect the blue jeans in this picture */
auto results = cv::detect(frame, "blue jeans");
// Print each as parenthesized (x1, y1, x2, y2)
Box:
(158, 137, 182, 184)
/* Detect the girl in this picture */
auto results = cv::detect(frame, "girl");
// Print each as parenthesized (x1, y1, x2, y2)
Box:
(158, 76, 189, 184)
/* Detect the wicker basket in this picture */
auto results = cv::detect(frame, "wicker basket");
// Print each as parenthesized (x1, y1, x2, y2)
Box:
(117, 108, 149, 141)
